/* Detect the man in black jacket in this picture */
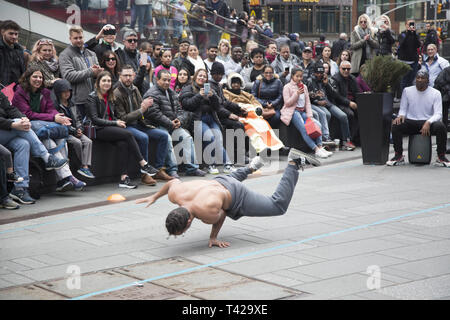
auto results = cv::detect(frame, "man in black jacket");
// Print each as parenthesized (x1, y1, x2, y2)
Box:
(434, 65, 450, 153)
(172, 39, 195, 76)
(330, 61, 361, 145)
(144, 69, 207, 177)
(115, 30, 140, 72)
(423, 23, 439, 53)
(0, 20, 25, 87)
(398, 19, 421, 93)
(331, 33, 349, 61)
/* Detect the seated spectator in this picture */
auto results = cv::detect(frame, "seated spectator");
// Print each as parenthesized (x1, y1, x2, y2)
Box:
(154, 49, 178, 90)
(172, 39, 195, 76)
(0, 144, 23, 185)
(330, 61, 361, 145)
(114, 65, 176, 183)
(280, 67, 331, 159)
(306, 63, 355, 150)
(28, 38, 61, 88)
(150, 42, 163, 69)
(179, 69, 236, 174)
(187, 45, 206, 73)
(251, 65, 283, 128)
(388, 71, 449, 167)
(85, 24, 119, 61)
(271, 44, 301, 85)
(223, 72, 284, 154)
(52, 79, 95, 179)
(204, 45, 219, 79)
(223, 46, 246, 77)
(216, 39, 232, 65)
(85, 71, 159, 188)
(144, 69, 206, 177)
(265, 42, 277, 64)
(0, 149, 20, 209)
(115, 30, 140, 72)
(322, 62, 331, 76)
(299, 46, 315, 83)
(241, 47, 266, 92)
(0, 20, 26, 87)
(355, 65, 371, 93)
(12, 67, 86, 192)
(336, 49, 351, 67)
(174, 67, 192, 95)
(318, 46, 338, 76)
(134, 49, 154, 95)
(420, 44, 450, 87)
(99, 50, 121, 86)
(0, 91, 68, 205)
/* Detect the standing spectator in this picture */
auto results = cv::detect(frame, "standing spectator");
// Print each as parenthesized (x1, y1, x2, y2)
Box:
(262, 23, 274, 43)
(241, 47, 266, 92)
(330, 61, 361, 145)
(115, 30, 140, 72)
(298, 46, 315, 83)
(114, 65, 175, 182)
(0, 20, 26, 87)
(154, 0, 169, 44)
(99, 50, 122, 86)
(154, 49, 178, 90)
(189, 1, 209, 55)
(172, 39, 195, 76)
(331, 33, 349, 61)
(350, 14, 379, 75)
(1, 91, 68, 205)
(289, 33, 302, 59)
(144, 69, 207, 177)
(397, 19, 421, 93)
(265, 42, 277, 64)
(205, 0, 229, 47)
(85, 24, 119, 61)
(172, 0, 187, 43)
(131, 0, 152, 39)
(376, 15, 395, 56)
(86, 71, 159, 188)
(423, 22, 439, 53)
(319, 46, 338, 76)
(275, 32, 290, 50)
(52, 79, 94, 179)
(388, 71, 449, 167)
(59, 26, 102, 118)
(420, 44, 449, 87)
(434, 66, 450, 146)
(28, 38, 61, 88)
(236, 11, 249, 48)
(12, 67, 86, 192)
(271, 44, 301, 85)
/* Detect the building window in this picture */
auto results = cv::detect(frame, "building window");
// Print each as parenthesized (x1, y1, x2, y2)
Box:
(316, 6, 340, 33)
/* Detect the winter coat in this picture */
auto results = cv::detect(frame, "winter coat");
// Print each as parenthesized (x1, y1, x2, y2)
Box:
(251, 75, 283, 109)
(205, 0, 229, 27)
(397, 30, 421, 62)
(12, 85, 58, 122)
(329, 72, 360, 107)
(280, 80, 312, 126)
(350, 26, 379, 74)
(434, 66, 450, 103)
(271, 54, 301, 84)
(209, 79, 242, 118)
(377, 29, 395, 56)
(305, 75, 340, 106)
(51, 79, 83, 132)
(0, 37, 25, 86)
(85, 37, 117, 61)
(331, 39, 350, 60)
(85, 92, 119, 127)
(0, 91, 24, 131)
(113, 82, 146, 127)
(59, 45, 98, 105)
(115, 47, 140, 72)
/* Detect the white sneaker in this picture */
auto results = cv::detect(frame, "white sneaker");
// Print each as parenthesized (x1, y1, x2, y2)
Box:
(223, 164, 237, 174)
(315, 148, 329, 159)
(322, 148, 333, 157)
(208, 165, 220, 174)
(248, 156, 264, 171)
(288, 148, 321, 167)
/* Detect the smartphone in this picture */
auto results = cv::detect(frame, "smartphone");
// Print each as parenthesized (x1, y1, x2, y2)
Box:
(103, 28, 116, 36)
(204, 83, 210, 95)
(409, 22, 415, 27)
(297, 82, 304, 89)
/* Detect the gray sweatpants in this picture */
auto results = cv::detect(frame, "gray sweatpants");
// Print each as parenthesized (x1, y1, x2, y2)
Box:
(214, 164, 299, 220)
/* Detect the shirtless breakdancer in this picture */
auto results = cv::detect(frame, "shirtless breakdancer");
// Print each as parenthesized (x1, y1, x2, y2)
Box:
(136, 148, 317, 248)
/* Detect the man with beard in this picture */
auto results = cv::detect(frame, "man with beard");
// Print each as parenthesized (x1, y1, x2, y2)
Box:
(172, 39, 195, 76)
(388, 71, 449, 167)
(223, 46, 248, 78)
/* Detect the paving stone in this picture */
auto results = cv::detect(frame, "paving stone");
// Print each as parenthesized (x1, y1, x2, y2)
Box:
(379, 239, 450, 261)
(88, 282, 184, 300)
(0, 285, 66, 300)
(386, 255, 450, 278)
(12, 257, 49, 269)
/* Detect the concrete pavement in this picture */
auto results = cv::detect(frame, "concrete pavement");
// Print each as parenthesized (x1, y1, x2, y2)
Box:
(0, 138, 449, 300)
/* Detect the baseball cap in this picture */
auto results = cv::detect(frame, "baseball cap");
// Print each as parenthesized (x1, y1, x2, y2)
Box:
(303, 47, 313, 52)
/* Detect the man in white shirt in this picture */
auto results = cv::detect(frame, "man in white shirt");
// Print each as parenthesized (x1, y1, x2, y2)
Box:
(388, 71, 449, 167)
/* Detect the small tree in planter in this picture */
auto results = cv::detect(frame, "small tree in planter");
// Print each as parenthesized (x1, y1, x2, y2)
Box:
(356, 56, 410, 165)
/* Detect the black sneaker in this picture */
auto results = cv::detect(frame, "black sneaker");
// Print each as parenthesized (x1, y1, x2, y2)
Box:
(9, 187, 36, 205)
(140, 164, 158, 176)
(288, 148, 321, 168)
(56, 177, 74, 192)
(386, 153, 405, 166)
(185, 169, 207, 177)
(45, 154, 68, 171)
(0, 197, 20, 210)
(119, 176, 138, 189)
(7, 171, 23, 183)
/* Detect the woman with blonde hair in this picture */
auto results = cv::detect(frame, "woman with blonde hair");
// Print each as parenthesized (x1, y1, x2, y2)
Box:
(29, 38, 61, 88)
(217, 39, 232, 64)
(375, 14, 395, 56)
(350, 13, 379, 75)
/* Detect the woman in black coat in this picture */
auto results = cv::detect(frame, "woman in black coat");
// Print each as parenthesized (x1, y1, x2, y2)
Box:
(179, 69, 236, 174)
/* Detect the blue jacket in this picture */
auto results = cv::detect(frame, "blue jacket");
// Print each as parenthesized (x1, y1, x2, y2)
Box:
(251, 76, 284, 110)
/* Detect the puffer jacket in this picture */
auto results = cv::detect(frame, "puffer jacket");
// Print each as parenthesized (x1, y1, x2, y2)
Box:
(85, 91, 119, 127)
(143, 84, 191, 132)
(59, 45, 98, 105)
(52, 79, 83, 132)
(179, 83, 229, 132)
(252, 75, 283, 109)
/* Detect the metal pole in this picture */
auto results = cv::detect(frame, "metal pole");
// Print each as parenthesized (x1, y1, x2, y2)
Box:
(434, 0, 438, 28)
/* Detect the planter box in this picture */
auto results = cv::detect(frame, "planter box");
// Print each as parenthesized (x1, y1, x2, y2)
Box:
(356, 92, 393, 165)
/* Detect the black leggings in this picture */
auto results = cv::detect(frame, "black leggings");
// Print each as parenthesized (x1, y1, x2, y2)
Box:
(96, 126, 144, 175)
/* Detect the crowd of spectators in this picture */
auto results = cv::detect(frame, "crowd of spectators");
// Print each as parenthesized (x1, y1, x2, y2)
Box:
(1, 6, 450, 210)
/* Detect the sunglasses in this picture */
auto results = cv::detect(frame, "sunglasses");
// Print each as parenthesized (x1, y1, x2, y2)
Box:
(106, 57, 117, 62)
(38, 38, 53, 45)
(127, 38, 138, 43)
(341, 68, 351, 71)
(360, 20, 367, 24)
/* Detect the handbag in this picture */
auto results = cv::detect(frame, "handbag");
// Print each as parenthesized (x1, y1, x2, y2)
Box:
(83, 119, 97, 139)
(304, 117, 322, 139)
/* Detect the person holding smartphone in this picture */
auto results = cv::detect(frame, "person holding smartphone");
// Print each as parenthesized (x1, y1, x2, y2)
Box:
(85, 24, 118, 61)
(398, 19, 421, 93)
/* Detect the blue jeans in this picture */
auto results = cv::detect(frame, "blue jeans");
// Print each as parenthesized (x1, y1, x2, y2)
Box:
(126, 125, 169, 169)
(159, 126, 199, 174)
(156, 16, 168, 42)
(323, 104, 351, 141)
(290, 111, 322, 151)
(0, 128, 49, 189)
(197, 114, 231, 165)
(311, 105, 330, 140)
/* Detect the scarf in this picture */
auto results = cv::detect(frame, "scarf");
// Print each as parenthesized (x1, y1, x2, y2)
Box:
(356, 25, 372, 59)
(44, 58, 59, 72)
(188, 55, 206, 72)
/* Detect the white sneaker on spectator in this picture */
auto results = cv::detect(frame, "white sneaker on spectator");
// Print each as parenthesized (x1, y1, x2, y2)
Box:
(248, 156, 264, 171)
(208, 165, 219, 175)
(315, 148, 330, 159)
(223, 164, 237, 174)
